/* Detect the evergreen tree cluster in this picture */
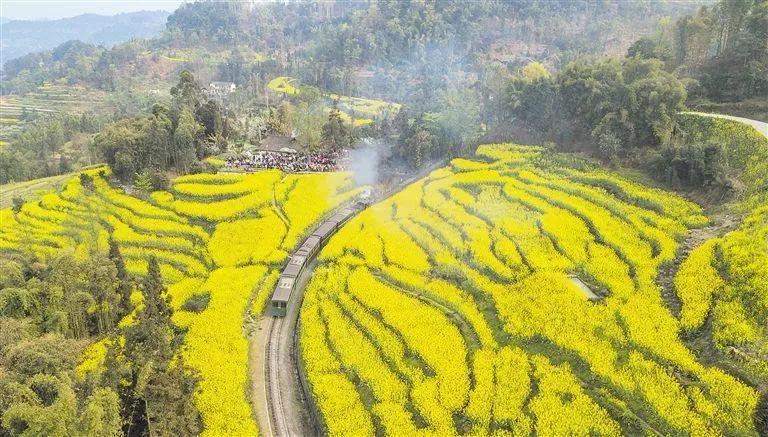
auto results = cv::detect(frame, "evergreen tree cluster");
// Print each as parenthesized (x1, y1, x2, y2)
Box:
(0, 249, 200, 435)
(95, 71, 231, 184)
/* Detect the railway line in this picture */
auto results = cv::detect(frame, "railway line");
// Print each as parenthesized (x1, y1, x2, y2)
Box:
(265, 316, 289, 437)
(262, 162, 447, 437)
(263, 201, 365, 437)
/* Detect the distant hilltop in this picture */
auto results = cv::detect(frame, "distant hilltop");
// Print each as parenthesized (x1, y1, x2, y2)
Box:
(0, 10, 170, 63)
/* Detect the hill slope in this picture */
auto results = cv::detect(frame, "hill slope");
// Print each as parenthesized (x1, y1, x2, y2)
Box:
(0, 11, 169, 63)
(301, 144, 760, 436)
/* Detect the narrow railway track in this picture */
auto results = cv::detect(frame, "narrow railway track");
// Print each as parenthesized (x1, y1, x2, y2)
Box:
(263, 160, 447, 437)
(266, 316, 289, 437)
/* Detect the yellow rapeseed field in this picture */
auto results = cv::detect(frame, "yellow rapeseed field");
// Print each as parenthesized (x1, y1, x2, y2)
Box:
(268, 75, 399, 126)
(0, 166, 364, 436)
(300, 144, 760, 436)
(2, 142, 763, 436)
(675, 206, 768, 377)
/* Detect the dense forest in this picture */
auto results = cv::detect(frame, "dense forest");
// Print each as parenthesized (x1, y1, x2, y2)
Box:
(0, 248, 199, 435)
(501, 0, 767, 193)
(2, 0, 766, 190)
(2, 1, 698, 97)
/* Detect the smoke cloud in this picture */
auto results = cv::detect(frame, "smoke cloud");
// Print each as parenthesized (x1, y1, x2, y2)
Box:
(349, 138, 389, 187)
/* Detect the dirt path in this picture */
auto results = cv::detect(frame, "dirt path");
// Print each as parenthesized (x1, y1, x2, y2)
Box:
(656, 209, 767, 395)
(657, 211, 739, 318)
(248, 317, 273, 436)
(272, 177, 291, 228)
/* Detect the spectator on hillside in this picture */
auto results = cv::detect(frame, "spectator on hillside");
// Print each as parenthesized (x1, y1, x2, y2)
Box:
(225, 150, 349, 173)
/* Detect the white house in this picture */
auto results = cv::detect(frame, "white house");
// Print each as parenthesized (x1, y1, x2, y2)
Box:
(208, 81, 237, 96)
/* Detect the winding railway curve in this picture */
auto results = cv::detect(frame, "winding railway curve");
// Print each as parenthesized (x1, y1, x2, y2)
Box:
(263, 201, 364, 437)
(262, 163, 447, 437)
(258, 113, 768, 436)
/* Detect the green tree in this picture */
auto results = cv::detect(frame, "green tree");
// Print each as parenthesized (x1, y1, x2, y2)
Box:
(11, 197, 24, 213)
(171, 70, 201, 110)
(267, 101, 294, 136)
(1, 376, 121, 437)
(173, 109, 203, 174)
(437, 87, 483, 157)
(2, 334, 82, 377)
(405, 124, 434, 169)
(294, 102, 325, 150)
(79, 388, 122, 437)
(1, 377, 78, 436)
(44, 253, 92, 338)
(124, 256, 172, 365)
(0, 260, 25, 289)
(143, 107, 173, 169)
(700, 0, 768, 100)
(93, 119, 145, 182)
(142, 359, 201, 436)
(83, 254, 120, 335)
(394, 112, 437, 169)
(133, 170, 153, 194)
(627, 37, 672, 62)
(150, 171, 170, 191)
(506, 63, 559, 135)
(122, 256, 201, 435)
(558, 57, 685, 156)
(321, 110, 352, 150)
(79, 173, 95, 190)
(0, 149, 28, 184)
(673, 10, 714, 67)
(108, 238, 133, 318)
(196, 100, 230, 152)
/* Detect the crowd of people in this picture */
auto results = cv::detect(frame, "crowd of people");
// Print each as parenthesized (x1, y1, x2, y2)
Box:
(225, 149, 348, 173)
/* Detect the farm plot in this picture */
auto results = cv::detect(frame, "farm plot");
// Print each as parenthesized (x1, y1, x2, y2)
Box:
(300, 144, 760, 436)
(0, 169, 90, 208)
(0, 84, 110, 141)
(267, 76, 400, 126)
(0, 167, 364, 436)
(0, 167, 207, 280)
(675, 206, 768, 378)
(672, 112, 768, 382)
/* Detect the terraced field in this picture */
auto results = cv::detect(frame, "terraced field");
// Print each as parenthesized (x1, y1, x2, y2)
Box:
(2, 140, 764, 436)
(0, 84, 109, 118)
(300, 144, 760, 436)
(676, 204, 768, 378)
(268, 76, 400, 126)
(0, 167, 364, 436)
(0, 84, 110, 142)
(149, 46, 268, 66)
(0, 169, 96, 208)
(672, 113, 768, 384)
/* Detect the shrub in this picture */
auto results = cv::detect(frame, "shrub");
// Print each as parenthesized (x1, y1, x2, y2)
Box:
(11, 197, 24, 213)
(181, 293, 210, 313)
